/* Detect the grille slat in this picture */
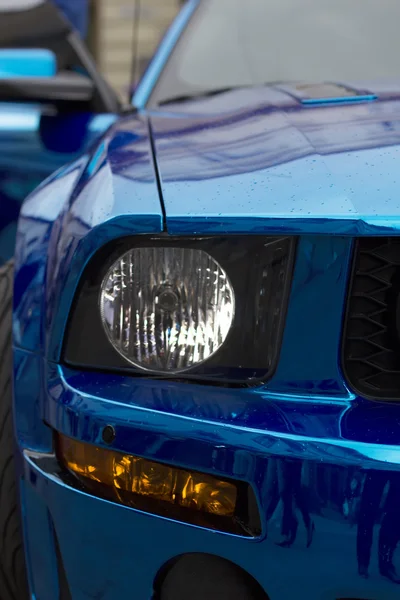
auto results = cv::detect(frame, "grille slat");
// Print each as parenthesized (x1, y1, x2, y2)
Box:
(343, 237, 400, 399)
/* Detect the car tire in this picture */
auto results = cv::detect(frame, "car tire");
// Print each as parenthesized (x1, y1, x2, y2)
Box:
(159, 554, 267, 600)
(0, 261, 29, 600)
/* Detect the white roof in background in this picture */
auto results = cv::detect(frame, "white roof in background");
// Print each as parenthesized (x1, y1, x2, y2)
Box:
(0, 0, 44, 11)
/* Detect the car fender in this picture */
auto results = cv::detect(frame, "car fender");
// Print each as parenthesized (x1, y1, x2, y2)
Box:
(13, 113, 164, 356)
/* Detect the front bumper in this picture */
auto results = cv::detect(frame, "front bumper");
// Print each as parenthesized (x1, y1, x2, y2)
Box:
(14, 348, 400, 600)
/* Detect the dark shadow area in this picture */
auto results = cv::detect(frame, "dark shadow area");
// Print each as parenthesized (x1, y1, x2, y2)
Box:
(154, 553, 269, 600)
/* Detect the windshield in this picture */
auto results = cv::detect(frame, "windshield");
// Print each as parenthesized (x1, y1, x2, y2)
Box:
(150, 0, 400, 105)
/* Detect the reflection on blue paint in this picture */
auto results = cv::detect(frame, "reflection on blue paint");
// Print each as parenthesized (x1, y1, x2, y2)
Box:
(86, 140, 106, 176)
(149, 85, 400, 236)
(301, 94, 378, 105)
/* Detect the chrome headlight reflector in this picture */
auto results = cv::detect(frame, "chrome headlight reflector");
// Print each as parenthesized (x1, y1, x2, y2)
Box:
(100, 247, 234, 373)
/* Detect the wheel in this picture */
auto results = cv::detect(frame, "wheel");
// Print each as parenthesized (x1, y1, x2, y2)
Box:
(159, 554, 267, 600)
(0, 261, 29, 600)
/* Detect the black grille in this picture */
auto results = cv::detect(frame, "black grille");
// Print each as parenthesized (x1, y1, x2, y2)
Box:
(343, 238, 400, 399)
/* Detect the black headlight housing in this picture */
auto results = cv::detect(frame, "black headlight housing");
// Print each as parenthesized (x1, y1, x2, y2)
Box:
(63, 235, 296, 386)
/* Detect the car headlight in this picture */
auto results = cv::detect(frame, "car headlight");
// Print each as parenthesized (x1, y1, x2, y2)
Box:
(64, 236, 296, 385)
(100, 247, 235, 373)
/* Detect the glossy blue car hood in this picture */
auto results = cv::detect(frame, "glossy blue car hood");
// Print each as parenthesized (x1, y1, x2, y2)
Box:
(149, 81, 400, 236)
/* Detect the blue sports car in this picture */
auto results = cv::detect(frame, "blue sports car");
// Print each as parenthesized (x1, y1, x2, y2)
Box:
(2, 0, 400, 598)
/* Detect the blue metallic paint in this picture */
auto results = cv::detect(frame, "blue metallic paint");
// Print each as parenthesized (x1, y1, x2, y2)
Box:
(270, 235, 353, 397)
(20, 480, 59, 600)
(13, 225, 400, 598)
(8, 15, 400, 600)
(22, 452, 400, 600)
(14, 354, 400, 600)
(44, 364, 400, 469)
(149, 84, 400, 236)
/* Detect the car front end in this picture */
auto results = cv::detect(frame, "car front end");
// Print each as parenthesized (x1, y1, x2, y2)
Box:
(11, 79, 400, 600)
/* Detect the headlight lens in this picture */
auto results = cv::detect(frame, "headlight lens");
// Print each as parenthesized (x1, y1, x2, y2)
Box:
(100, 247, 234, 373)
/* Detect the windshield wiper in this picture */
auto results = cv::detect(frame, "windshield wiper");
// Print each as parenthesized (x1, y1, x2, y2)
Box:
(158, 86, 242, 106)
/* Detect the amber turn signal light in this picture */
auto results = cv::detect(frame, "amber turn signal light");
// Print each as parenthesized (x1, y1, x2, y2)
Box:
(57, 434, 260, 536)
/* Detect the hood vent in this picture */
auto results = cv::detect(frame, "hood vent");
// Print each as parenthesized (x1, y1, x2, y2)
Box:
(295, 82, 377, 105)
